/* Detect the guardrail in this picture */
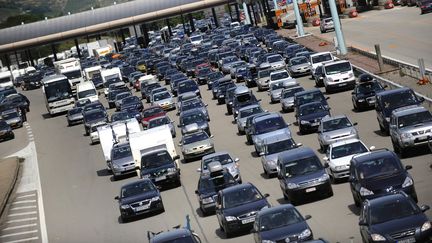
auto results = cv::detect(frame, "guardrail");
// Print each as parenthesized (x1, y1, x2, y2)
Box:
(349, 46, 432, 81)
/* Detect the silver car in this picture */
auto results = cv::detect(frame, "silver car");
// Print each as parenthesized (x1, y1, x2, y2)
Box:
(0, 108, 23, 129)
(236, 104, 265, 135)
(287, 56, 311, 77)
(266, 54, 286, 70)
(256, 68, 272, 91)
(147, 116, 176, 138)
(260, 134, 301, 177)
(179, 130, 215, 162)
(251, 113, 292, 154)
(268, 80, 292, 104)
(110, 142, 137, 180)
(317, 115, 359, 152)
(89, 122, 106, 144)
(389, 105, 432, 157)
(151, 91, 175, 111)
(198, 151, 241, 182)
(281, 86, 305, 113)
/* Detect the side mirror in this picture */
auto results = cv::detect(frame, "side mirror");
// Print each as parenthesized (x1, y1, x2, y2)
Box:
(258, 99, 262, 102)
(304, 215, 312, 220)
(351, 91, 355, 95)
(405, 165, 413, 170)
(197, 168, 202, 172)
(178, 143, 182, 146)
(210, 135, 214, 138)
(325, 97, 330, 100)
(383, 85, 388, 89)
(287, 122, 291, 126)
(173, 155, 180, 160)
(353, 122, 358, 126)
(205, 104, 208, 107)
(324, 162, 329, 168)
(358, 220, 367, 226)
(296, 143, 302, 147)
(234, 158, 240, 162)
(177, 124, 181, 128)
(98, 91, 101, 96)
(195, 190, 199, 195)
(369, 146, 376, 151)
(263, 193, 270, 198)
(348, 176, 355, 182)
(264, 109, 268, 112)
(259, 152, 265, 156)
(114, 196, 119, 200)
(419, 97, 425, 103)
(420, 205, 430, 212)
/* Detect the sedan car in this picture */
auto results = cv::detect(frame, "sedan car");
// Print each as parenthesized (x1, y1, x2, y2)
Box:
(147, 116, 176, 138)
(296, 102, 331, 134)
(317, 115, 359, 152)
(114, 91, 132, 111)
(281, 86, 305, 113)
(115, 179, 164, 222)
(287, 56, 311, 77)
(215, 183, 270, 238)
(199, 151, 241, 183)
(252, 204, 313, 243)
(67, 107, 84, 126)
(179, 129, 215, 162)
(351, 77, 386, 111)
(236, 104, 265, 135)
(178, 109, 211, 136)
(0, 108, 23, 129)
(151, 91, 175, 111)
(0, 119, 14, 141)
(82, 108, 108, 135)
(121, 95, 143, 112)
(359, 192, 431, 243)
(0, 93, 30, 112)
(110, 142, 137, 180)
(141, 106, 166, 128)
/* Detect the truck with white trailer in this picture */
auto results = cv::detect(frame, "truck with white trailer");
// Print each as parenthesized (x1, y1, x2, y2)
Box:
(0, 69, 13, 88)
(53, 58, 84, 90)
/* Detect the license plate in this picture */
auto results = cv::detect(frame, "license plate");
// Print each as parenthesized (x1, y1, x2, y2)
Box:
(339, 83, 347, 87)
(241, 218, 255, 224)
(312, 122, 320, 126)
(135, 204, 150, 211)
(306, 187, 316, 193)
(155, 175, 166, 182)
(397, 238, 415, 243)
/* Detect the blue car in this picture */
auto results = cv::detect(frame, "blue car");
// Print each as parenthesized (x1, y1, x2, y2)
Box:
(296, 101, 330, 134)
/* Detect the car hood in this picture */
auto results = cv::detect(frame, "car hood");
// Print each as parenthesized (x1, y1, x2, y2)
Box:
(182, 121, 208, 132)
(299, 111, 330, 121)
(322, 127, 355, 139)
(370, 214, 428, 236)
(142, 113, 165, 123)
(154, 98, 173, 105)
(329, 156, 352, 167)
(112, 156, 134, 166)
(254, 128, 291, 143)
(142, 163, 176, 176)
(120, 191, 159, 205)
(260, 221, 309, 241)
(291, 63, 310, 70)
(361, 173, 406, 192)
(183, 140, 212, 150)
(284, 170, 326, 184)
(223, 199, 269, 217)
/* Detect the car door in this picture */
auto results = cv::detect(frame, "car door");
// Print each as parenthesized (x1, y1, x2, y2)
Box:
(359, 203, 370, 241)
(389, 115, 398, 143)
(215, 191, 224, 226)
(349, 161, 359, 198)
(278, 162, 286, 191)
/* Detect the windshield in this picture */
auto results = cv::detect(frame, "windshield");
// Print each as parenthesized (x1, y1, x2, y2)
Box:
(297, 92, 325, 106)
(270, 81, 285, 90)
(331, 142, 368, 159)
(223, 186, 262, 208)
(259, 208, 303, 231)
(255, 117, 287, 134)
(112, 145, 132, 160)
(282, 87, 304, 99)
(116, 93, 131, 101)
(44, 79, 73, 102)
(209, 72, 223, 80)
(183, 132, 209, 144)
(0, 76, 12, 84)
(111, 112, 131, 122)
(154, 92, 171, 101)
(62, 70, 82, 79)
(121, 181, 155, 198)
(300, 103, 326, 116)
(291, 57, 308, 65)
(259, 70, 271, 79)
(1, 111, 19, 120)
(370, 199, 419, 224)
(105, 73, 120, 81)
(382, 90, 418, 111)
(325, 62, 352, 75)
(143, 107, 163, 118)
(284, 156, 322, 177)
(266, 139, 296, 155)
(357, 82, 382, 93)
(104, 78, 122, 88)
(398, 111, 432, 128)
(85, 110, 105, 122)
(148, 117, 170, 128)
(182, 101, 203, 112)
(78, 89, 96, 99)
(239, 106, 263, 118)
(141, 150, 172, 168)
(357, 156, 403, 180)
(182, 112, 206, 125)
(68, 108, 82, 116)
(199, 173, 236, 192)
(191, 35, 203, 42)
(311, 53, 332, 64)
(268, 55, 283, 63)
(271, 72, 289, 81)
(322, 117, 352, 132)
(122, 96, 139, 105)
(203, 154, 234, 170)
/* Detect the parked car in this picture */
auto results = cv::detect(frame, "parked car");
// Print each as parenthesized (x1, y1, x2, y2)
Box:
(147, 116, 176, 138)
(419, 0, 432, 14)
(322, 60, 355, 93)
(151, 91, 175, 111)
(287, 56, 311, 77)
(320, 17, 334, 33)
(141, 106, 166, 128)
(148, 228, 202, 243)
(0, 108, 23, 129)
(109, 142, 137, 180)
(317, 115, 359, 152)
(236, 104, 265, 135)
(178, 109, 211, 136)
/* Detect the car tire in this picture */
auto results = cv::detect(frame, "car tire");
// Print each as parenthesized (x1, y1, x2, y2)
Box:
(176, 179, 182, 187)
(200, 207, 208, 217)
(238, 129, 244, 135)
(353, 194, 361, 207)
(120, 215, 129, 223)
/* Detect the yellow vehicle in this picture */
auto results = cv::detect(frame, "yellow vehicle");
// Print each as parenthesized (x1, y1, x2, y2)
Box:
(136, 60, 147, 73)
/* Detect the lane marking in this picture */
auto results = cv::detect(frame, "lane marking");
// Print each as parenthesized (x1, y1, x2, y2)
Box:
(12, 200, 36, 204)
(11, 206, 37, 210)
(16, 194, 36, 199)
(1, 223, 38, 231)
(0, 230, 38, 238)
(2, 237, 39, 243)
(6, 218, 38, 224)
(8, 212, 37, 217)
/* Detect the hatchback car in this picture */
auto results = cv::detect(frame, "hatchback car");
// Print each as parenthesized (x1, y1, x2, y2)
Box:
(215, 183, 270, 237)
(351, 77, 386, 111)
(252, 204, 313, 243)
(296, 102, 331, 134)
(110, 142, 136, 180)
(199, 151, 241, 183)
(359, 192, 431, 243)
(281, 86, 305, 113)
(287, 56, 311, 77)
(115, 179, 164, 222)
(349, 149, 417, 207)
(317, 115, 359, 152)
(148, 228, 202, 243)
(179, 129, 215, 162)
(236, 104, 265, 135)
(320, 17, 334, 33)
(0, 108, 23, 129)
(178, 109, 210, 136)
(0, 119, 14, 141)
(141, 106, 166, 128)
(66, 107, 84, 126)
(277, 147, 333, 204)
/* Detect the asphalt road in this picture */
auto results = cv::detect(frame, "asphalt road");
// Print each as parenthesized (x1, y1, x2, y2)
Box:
(306, 6, 432, 69)
(1, 69, 430, 243)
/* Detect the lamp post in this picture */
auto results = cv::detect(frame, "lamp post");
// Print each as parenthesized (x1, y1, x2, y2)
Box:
(292, 0, 305, 36)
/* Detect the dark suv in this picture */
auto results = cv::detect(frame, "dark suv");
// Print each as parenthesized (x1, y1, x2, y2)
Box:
(349, 149, 417, 207)
(375, 87, 424, 134)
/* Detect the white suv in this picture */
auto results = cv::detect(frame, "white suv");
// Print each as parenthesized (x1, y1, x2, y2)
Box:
(322, 60, 355, 93)
(320, 17, 334, 33)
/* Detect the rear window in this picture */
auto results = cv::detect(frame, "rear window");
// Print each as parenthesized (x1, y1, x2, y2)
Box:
(311, 54, 333, 64)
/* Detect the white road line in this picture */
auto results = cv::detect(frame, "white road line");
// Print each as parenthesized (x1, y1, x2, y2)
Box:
(1, 237, 39, 243)
(11, 205, 37, 210)
(5, 218, 37, 224)
(1, 223, 38, 231)
(0, 230, 38, 238)
(16, 194, 36, 199)
(12, 200, 36, 204)
(8, 211, 37, 217)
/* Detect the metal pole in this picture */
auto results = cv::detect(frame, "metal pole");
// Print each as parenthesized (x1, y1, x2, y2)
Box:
(51, 44, 58, 61)
(273, 0, 279, 10)
(181, 14, 187, 34)
(133, 25, 138, 37)
(228, 4, 234, 21)
(120, 28, 126, 44)
(4, 54, 11, 70)
(212, 8, 219, 27)
(74, 39, 81, 58)
(14, 51, 19, 65)
(250, 4, 258, 25)
(188, 13, 195, 32)
(243, 2, 251, 25)
(234, 4, 240, 21)
(142, 24, 149, 48)
(374, 44, 384, 72)
(166, 19, 173, 36)
(27, 50, 35, 67)
(329, 0, 347, 55)
(292, 0, 305, 36)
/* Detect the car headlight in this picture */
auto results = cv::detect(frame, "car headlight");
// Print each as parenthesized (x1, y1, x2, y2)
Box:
(287, 183, 298, 189)
(421, 221, 431, 232)
(324, 135, 331, 140)
(360, 187, 374, 196)
(348, 73, 354, 78)
(400, 132, 413, 140)
(371, 233, 386, 241)
(299, 228, 312, 239)
(202, 197, 214, 204)
(225, 216, 237, 222)
(358, 99, 365, 102)
(151, 196, 161, 202)
(112, 163, 121, 169)
(142, 174, 150, 179)
(402, 177, 413, 188)
(300, 120, 309, 125)
(327, 77, 333, 82)
(120, 204, 130, 210)
(318, 173, 330, 182)
(261, 240, 275, 243)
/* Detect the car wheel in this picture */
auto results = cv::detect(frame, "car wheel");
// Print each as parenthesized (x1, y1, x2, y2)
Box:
(327, 187, 334, 197)
(201, 207, 208, 217)
(353, 194, 361, 207)
(10, 133, 15, 139)
(238, 129, 244, 135)
(392, 139, 400, 153)
(176, 179, 182, 187)
(263, 165, 267, 175)
(160, 203, 165, 213)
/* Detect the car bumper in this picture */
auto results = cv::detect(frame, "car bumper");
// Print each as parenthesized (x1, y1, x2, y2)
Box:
(112, 164, 137, 176)
(183, 147, 215, 160)
(224, 217, 256, 233)
(399, 133, 432, 149)
(285, 181, 332, 201)
(330, 168, 350, 179)
(300, 122, 320, 132)
(291, 69, 311, 76)
(326, 80, 355, 90)
(360, 186, 417, 201)
(120, 200, 164, 218)
(0, 131, 14, 139)
(200, 201, 216, 213)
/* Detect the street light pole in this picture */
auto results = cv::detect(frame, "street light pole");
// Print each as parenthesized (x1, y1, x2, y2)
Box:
(328, 0, 347, 55)
(292, 0, 305, 36)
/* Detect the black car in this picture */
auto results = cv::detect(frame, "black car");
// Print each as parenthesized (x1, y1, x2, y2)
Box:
(195, 162, 238, 215)
(139, 148, 181, 187)
(196, 67, 212, 85)
(296, 101, 331, 134)
(277, 147, 333, 204)
(121, 95, 143, 112)
(177, 80, 200, 98)
(21, 72, 43, 90)
(178, 109, 211, 136)
(0, 93, 30, 112)
(107, 86, 130, 109)
(352, 77, 386, 111)
(294, 88, 330, 112)
(149, 228, 202, 243)
(215, 182, 270, 237)
(212, 77, 231, 99)
(359, 192, 431, 243)
(207, 72, 224, 90)
(216, 82, 236, 105)
(0, 119, 14, 141)
(82, 108, 108, 135)
(66, 107, 84, 126)
(115, 179, 164, 222)
(121, 104, 142, 122)
(252, 204, 313, 243)
(74, 98, 91, 108)
(349, 149, 417, 207)
(225, 86, 238, 115)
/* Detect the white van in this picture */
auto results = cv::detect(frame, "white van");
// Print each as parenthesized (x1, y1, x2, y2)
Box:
(322, 60, 355, 93)
(76, 82, 98, 102)
(309, 52, 334, 78)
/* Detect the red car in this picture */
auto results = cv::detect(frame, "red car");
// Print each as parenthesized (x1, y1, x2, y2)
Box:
(141, 106, 166, 128)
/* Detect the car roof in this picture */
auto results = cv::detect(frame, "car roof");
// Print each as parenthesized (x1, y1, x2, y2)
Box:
(351, 149, 394, 164)
(220, 182, 255, 194)
(121, 178, 153, 189)
(299, 101, 324, 109)
(321, 114, 348, 122)
(238, 104, 261, 111)
(253, 112, 280, 122)
(150, 228, 193, 242)
(278, 147, 316, 162)
(202, 151, 231, 161)
(392, 105, 426, 117)
(375, 87, 412, 98)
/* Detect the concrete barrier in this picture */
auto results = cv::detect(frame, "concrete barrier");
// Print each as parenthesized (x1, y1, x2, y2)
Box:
(0, 156, 21, 218)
